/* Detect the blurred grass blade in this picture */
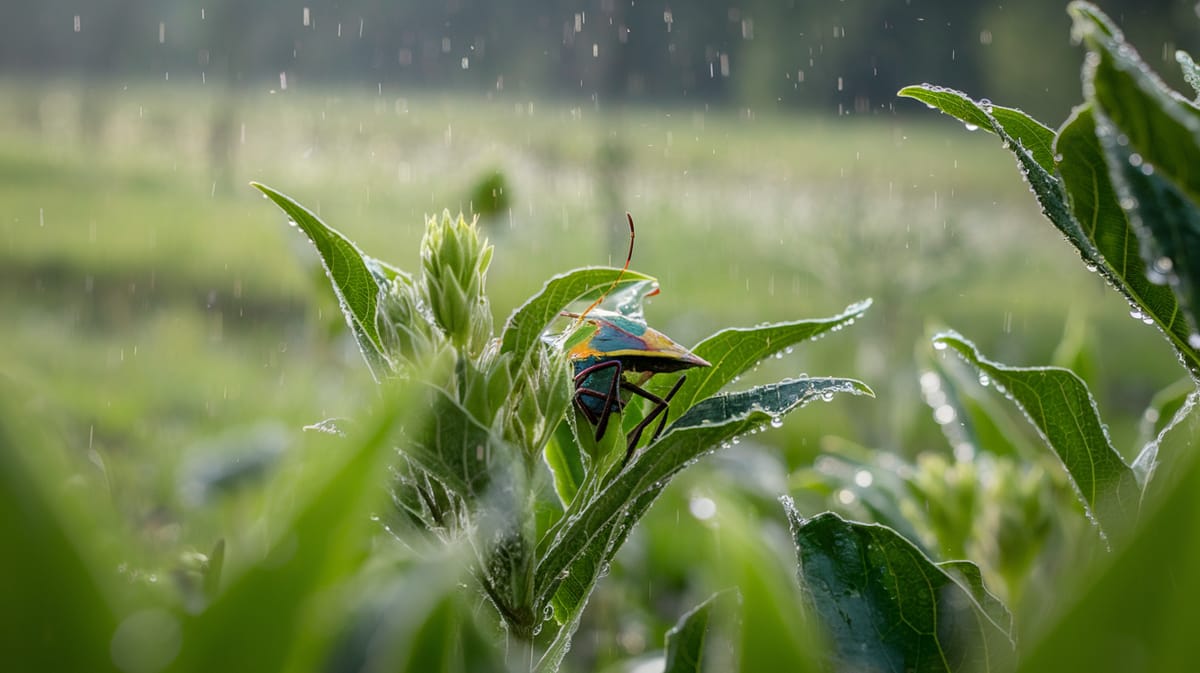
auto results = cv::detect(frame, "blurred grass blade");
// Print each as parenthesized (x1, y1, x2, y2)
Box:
(536, 377, 872, 626)
(932, 331, 1140, 535)
(0, 407, 120, 673)
(785, 505, 1014, 672)
(1017, 421, 1200, 673)
(1074, 4, 1200, 339)
(647, 299, 872, 415)
(1056, 106, 1200, 374)
(251, 182, 390, 379)
(898, 85, 1056, 172)
(176, 384, 411, 673)
(500, 267, 654, 376)
(663, 591, 732, 673)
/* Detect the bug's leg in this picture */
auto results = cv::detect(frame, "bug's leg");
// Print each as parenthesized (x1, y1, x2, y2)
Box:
(649, 375, 687, 442)
(620, 375, 687, 463)
(574, 360, 624, 441)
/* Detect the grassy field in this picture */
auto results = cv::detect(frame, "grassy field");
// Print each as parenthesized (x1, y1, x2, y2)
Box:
(0, 75, 1184, 586)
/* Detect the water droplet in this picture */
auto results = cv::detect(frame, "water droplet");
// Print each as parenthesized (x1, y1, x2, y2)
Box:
(963, 122, 979, 131)
(689, 495, 717, 520)
(770, 415, 784, 429)
(853, 470, 873, 488)
(933, 340, 948, 351)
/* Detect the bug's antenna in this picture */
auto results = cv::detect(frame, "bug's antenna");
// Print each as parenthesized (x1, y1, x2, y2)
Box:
(577, 212, 635, 323)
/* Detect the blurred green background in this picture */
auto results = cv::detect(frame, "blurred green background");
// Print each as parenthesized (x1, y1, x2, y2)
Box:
(3, 1, 1198, 670)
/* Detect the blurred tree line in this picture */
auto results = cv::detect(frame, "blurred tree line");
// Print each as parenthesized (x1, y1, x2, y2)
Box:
(2, 0, 1196, 122)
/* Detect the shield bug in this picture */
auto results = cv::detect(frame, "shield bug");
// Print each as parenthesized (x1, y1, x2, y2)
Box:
(564, 214, 710, 462)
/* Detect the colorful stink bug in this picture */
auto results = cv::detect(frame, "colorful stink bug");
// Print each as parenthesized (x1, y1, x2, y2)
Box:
(565, 214, 710, 462)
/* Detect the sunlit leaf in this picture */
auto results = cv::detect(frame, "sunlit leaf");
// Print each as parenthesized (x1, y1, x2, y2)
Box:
(251, 182, 390, 379)
(647, 299, 872, 416)
(500, 267, 654, 377)
(932, 331, 1140, 535)
(898, 85, 1057, 172)
(786, 506, 1013, 673)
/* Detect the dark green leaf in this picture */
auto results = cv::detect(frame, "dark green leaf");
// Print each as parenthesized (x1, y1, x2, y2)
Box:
(500, 267, 654, 376)
(647, 299, 872, 416)
(786, 507, 1013, 673)
(663, 591, 733, 673)
(932, 331, 1140, 534)
(406, 383, 507, 500)
(251, 182, 390, 378)
(898, 85, 1057, 172)
(177, 385, 411, 673)
(535, 378, 873, 622)
(670, 377, 874, 431)
(1056, 106, 1200, 374)
(935, 560, 1014, 637)
(1074, 8, 1200, 346)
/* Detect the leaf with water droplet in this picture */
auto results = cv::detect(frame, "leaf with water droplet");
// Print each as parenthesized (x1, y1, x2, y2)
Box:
(786, 506, 1013, 672)
(932, 330, 1140, 537)
(897, 84, 1057, 172)
(1075, 11, 1200, 350)
(644, 298, 872, 419)
(251, 182, 391, 380)
(501, 267, 654, 378)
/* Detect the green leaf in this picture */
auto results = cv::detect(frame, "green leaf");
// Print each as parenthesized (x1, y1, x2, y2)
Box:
(785, 506, 1013, 673)
(932, 331, 1140, 535)
(535, 377, 873, 632)
(406, 383, 507, 500)
(669, 377, 874, 431)
(935, 560, 1014, 637)
(543, 421, 585, 507)
(663, 591, 732, 673)
(1176, 50, 1200, 102)
(251, 182, 390, 378)
(176, 385, 411, 673)
(500, 267, 654, 376)
(902, 84, 1106, 271)
(1056, 106, 1200, 374)
(898, 84, 1057, 172)
(1132, 386, 1199, 491)
(647, 299, 872, 417)
(1074, 7, 1200, 346)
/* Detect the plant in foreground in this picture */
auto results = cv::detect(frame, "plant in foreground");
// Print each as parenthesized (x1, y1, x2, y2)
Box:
(797, 2, 1200, 671)
(251, 184, 873, 670)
